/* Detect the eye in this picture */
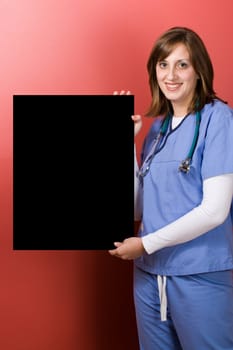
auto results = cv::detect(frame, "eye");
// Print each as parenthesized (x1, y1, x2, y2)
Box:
(177, 61, 189, 69)
(158, 61, 167, 69)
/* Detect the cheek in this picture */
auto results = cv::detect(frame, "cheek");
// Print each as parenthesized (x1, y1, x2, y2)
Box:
(183, 71, 198, 85)
(156, 71, 165, 86)
(187, 78, 198, 92)
(157, 79, 165, 92)
(156, 67, 163, 80)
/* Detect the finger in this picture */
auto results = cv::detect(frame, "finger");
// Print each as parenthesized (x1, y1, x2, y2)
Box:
(132, 114, 141, 121)
(108, 249, 116, 255)
(114, 242, 123, 247)
(108, 250, 122, 259)
(113, 90, 131, 96)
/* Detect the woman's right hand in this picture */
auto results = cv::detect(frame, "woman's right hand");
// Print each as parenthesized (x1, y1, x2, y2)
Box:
(113, 90, 142, 136)
(132, 114, 142, 136)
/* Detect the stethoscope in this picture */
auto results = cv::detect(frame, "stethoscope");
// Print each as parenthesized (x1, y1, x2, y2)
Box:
(138, 110, 201, 179)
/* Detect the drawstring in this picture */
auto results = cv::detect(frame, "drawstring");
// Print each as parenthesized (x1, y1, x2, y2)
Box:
(157, 275, 167, 321)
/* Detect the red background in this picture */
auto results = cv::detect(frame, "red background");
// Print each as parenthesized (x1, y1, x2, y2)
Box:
(1, 1, 233, 349)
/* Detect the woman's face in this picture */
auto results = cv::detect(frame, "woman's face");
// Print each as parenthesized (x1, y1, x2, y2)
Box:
(156, 43, 199, 114)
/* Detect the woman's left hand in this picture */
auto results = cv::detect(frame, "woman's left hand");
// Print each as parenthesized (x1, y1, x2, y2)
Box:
(108, 237, 145, 260)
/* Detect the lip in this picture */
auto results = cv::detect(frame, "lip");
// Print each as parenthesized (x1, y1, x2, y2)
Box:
(165, 83, 182, 91)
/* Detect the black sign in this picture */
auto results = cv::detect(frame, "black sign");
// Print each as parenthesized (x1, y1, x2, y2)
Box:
(13, 95, 134, 250)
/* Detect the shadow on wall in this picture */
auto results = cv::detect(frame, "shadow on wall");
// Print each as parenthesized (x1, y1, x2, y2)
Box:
(73, 251, 139, 350)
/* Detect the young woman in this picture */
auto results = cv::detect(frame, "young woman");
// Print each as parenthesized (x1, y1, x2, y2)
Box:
(109, 27, 233, 350)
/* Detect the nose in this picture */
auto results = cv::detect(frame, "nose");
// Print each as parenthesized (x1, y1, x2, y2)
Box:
(167, 66, 177, 80)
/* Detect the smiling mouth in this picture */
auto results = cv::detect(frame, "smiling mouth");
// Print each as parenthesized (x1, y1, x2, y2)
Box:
(165, 83, 182, 91)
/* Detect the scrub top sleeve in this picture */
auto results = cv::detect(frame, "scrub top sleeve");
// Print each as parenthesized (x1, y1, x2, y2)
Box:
(201, 105, 233, 179)
(134, 144, 142, 220)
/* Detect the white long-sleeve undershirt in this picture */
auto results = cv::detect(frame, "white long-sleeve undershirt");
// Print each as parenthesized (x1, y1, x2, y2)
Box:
(134, 148, 233, 255)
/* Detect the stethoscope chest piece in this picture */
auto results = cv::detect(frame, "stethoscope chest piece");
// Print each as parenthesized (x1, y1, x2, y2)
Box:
(179, 158, 191, 173)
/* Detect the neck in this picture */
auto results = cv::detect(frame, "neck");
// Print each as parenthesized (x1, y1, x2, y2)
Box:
(173, 108, 188, 117)
(171, 102, 189, 117)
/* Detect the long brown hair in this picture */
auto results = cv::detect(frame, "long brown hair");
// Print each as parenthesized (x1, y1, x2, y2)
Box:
(146, 26, 223, 117)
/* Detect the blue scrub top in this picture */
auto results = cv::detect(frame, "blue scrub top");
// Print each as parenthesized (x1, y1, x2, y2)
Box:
(135, 100, 233, 276)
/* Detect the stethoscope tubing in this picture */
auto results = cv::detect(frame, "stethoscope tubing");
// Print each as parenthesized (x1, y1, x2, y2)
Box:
(138, 110, 201, 178)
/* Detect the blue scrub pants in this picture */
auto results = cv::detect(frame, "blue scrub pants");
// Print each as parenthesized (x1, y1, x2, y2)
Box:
(134, 265, 233, 350)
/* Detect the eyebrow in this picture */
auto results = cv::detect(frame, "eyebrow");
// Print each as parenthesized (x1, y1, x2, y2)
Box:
(159, 58, 190, 62)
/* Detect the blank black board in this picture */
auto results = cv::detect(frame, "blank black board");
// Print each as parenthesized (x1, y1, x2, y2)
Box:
(13, 95, 134, 250)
